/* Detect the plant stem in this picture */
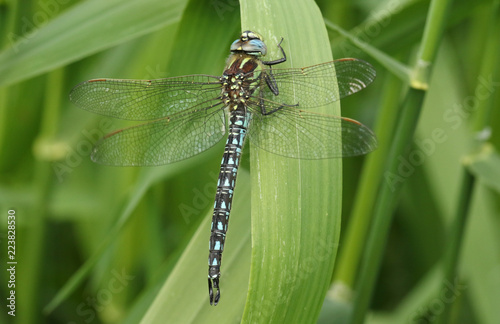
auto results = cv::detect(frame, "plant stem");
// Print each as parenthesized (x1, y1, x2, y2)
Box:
(21, 67, 64, 324)
(435, 169, 474, 324)
(350, 87, 425, 324)
(334, 69, 404, 290)
(350, 0, 453, 321)
(436, 2, 500, 323)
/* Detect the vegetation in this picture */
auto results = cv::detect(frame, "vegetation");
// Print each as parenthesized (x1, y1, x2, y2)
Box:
(0, 0, 498, 323)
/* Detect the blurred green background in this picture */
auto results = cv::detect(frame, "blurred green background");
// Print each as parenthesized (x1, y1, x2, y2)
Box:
(0, 0, 499, 323)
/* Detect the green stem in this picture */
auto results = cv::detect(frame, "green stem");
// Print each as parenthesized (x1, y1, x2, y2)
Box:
(334, 69, 404, 289)
(350, 87, 425, 324)
(350, 0, 454, 320)
(436, 2, 500, 323)
(21, 67, 63, 324)
(412, 0, 454, 89)
(435, 169, 474, 324)
(471, 0, 500, 132)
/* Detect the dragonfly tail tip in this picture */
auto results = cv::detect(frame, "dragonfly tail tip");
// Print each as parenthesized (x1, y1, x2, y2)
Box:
(208, 278, 220, 306)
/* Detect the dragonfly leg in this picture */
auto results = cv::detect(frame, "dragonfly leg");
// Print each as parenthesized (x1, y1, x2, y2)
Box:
(258, 86, 299, 116)
(208, 277, 220, 305)
(264, 73, 280, 95)
(261, 37, 286, 66)
(261, 38, 287, 98)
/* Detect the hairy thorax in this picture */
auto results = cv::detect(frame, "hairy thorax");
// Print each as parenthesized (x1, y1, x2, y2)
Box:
(221, 54, 263, 111)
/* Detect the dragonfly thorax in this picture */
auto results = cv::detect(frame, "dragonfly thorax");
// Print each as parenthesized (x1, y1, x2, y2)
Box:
(221, 54, 263, 111)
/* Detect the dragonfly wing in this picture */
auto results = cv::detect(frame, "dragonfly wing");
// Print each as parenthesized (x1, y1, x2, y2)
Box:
(257, 58, 376, 109)
(70, 75, 222, 121)
(248, 104, 377, 159)
(92, 107, 226, 166)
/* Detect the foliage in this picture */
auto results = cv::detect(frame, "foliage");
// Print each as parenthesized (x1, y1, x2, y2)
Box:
(0, 0, 499, 323)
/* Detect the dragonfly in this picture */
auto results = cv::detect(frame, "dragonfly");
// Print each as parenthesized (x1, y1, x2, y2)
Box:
(70, 30, 377, 306)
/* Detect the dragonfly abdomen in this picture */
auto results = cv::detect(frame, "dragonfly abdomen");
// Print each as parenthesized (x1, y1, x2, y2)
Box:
(208, 108, 250, 305)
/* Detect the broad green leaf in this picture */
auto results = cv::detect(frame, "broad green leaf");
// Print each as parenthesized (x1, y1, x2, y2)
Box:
(240, 0, 342, 323)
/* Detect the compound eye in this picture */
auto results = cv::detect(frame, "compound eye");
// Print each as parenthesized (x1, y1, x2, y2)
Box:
(231, 31, 267, 56)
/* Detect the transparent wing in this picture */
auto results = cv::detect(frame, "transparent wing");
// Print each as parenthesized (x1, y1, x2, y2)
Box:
(91, 107, 226, 166)
(248, 102, 377, 159)
(256, 58, 376, 109)
(70, 75, 222, 121)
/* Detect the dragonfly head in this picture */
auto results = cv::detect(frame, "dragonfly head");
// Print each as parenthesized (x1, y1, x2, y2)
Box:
(230, 30, 267, 56)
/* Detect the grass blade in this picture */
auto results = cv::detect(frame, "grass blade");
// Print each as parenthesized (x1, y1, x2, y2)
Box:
(240, 0, 342, 322)
(0, 0, 187, 87)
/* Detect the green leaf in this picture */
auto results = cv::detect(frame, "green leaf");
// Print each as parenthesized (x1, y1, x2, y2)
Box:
(465, 144, 500, 193)
(0, 0, 187, 87)
(325, 19, 411, 83)
(44, 160, 204, 314)
(140, 170, 252, 323)
(240, 0, 342, 322)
